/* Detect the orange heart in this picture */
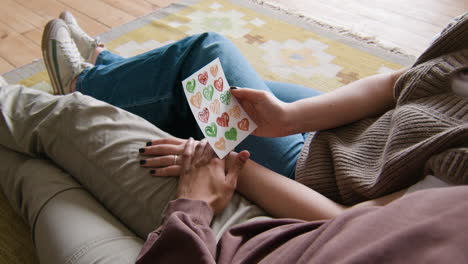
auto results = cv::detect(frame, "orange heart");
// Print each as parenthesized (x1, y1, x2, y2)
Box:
(214, 137, 226, 150)
(228, 105, 241, 119)
(210, 65, 218, 77)
(238, 118, 249, 131)
(209, 99, 220, 115)
(190, 92, 202, 108)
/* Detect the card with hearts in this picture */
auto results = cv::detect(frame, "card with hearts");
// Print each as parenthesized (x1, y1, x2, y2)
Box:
(182, 58, 257, 159)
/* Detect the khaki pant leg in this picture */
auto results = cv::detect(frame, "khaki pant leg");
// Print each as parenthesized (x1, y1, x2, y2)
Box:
(0, 146, 143, 264)
(0, 85, 176, 238)
(0, 85, 270, 243)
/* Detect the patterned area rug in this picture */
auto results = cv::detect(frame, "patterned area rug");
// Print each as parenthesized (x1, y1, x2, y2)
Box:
(3, 0, 413, 91)
(0, 0, 413, 263)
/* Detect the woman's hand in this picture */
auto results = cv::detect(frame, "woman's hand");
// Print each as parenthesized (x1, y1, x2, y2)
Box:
(139, 137, 191, 176)
(177, 138, 250, 214)
(139, 138, 243, 177)
(230, 87, 293, 137)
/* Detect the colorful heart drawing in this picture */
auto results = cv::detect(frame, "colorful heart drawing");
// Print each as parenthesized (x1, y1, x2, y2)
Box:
(198, 71, 208, 85)
(209, 99, 220, 115)
(210, 64, 218, 77)
(186, 79, 196, 93)
(214, 137, 226, 150)
(198, 107, 209, 123)
(203, 85, 214, 101)
(205, 123, 217, 137)
(228, 105, 241, 119)
(214, 77, 223, 92)
(190, 92, 202, 108)
(225, 127, 237, 141)
(237, 118, 249, 131)
(216, 112, 229, 127)
(220, 91, 231, 105)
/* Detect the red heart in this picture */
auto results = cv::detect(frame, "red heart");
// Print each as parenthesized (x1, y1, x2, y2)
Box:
(237, 118, 249, 131)
(216, 112, 229, 127)
(214, 77, 223, 91)
(198, 72, 208, 85)
(198, 107, 209, 123)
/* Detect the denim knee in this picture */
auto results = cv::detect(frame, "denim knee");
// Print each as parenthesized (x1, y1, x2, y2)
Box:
(194, 32, 236, 56)
(199, 31, 231, 44)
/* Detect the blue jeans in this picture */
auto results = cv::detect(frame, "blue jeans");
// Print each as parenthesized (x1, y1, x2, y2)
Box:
(76, 32, 322, 179)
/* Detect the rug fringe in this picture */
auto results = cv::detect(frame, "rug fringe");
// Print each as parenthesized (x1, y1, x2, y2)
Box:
(248, 0, 413, 57)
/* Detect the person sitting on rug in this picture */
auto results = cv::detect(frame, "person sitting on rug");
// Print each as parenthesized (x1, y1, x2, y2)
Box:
(1, 10, 464, 263)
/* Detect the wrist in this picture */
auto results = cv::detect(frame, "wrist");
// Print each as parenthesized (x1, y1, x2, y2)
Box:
(281, 102, 299, 135)
(166, 198, 214, 225)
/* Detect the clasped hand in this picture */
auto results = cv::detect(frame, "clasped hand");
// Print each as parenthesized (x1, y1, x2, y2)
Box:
(146, 138, 249, 214)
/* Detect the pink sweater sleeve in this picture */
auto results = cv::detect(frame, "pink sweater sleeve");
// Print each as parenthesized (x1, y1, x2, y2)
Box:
(135, 199, 217, 264)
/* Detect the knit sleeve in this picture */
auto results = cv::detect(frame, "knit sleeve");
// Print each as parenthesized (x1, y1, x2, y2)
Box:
(136, 199, 217, 264)
(424, 148, 468, 185)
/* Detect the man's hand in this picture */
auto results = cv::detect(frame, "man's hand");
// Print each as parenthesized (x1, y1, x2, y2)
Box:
(176, 138, 250, 214)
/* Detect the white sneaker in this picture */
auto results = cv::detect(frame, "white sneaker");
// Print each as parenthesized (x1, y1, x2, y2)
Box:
(0, 76, 7, 87)
(41, 19, 92, 95)
(59, 11, 101, 63)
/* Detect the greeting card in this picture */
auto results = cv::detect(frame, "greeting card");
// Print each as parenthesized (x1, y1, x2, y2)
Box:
(182, 58, 257, 158)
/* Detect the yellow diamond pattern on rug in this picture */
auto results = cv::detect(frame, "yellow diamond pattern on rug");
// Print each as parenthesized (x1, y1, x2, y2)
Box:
(16, 0, 406, 94)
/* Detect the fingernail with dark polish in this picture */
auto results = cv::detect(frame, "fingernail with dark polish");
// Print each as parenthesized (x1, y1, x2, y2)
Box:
(146, 141, 152, 146)
(139, 148, 145, 153)
(150, 169, 156, 174)
(230, 86, 238, 90)
(140, 160, 146, 165)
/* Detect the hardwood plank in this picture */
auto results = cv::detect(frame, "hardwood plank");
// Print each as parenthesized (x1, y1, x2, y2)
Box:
(0, 30, 41, 67)
(58, 0, 136, 28)
(23, 28, 43, 47)
(15, 0, 109, 37)
(0, 4, 34, 33)
(0, 18, 15, 39)
(0, 0, 48, 33)
(70, 12, 110, 37)
(16, 0, 69, 21)
(101, 0, 159, 17)
(0, 56, 14, 74)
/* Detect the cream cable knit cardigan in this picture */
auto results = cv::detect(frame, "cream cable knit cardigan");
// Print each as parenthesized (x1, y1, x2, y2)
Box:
(295, 13, 468, 205)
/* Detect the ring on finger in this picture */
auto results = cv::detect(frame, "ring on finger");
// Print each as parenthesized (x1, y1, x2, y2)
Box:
(173, 154, 178, 165)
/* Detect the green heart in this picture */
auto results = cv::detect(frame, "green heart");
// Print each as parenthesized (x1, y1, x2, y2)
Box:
(225, 127, 237, 141)
(203, 85, 214, 101)
(186, 79, 196, 93)
(205, 123, 217, 137)
(220, 91, 231, 105)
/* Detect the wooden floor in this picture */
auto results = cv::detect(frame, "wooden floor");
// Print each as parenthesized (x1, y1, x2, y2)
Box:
(0, 0, 466, 75)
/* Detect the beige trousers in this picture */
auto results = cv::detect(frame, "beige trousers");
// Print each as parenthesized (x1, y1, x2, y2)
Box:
(0, 85, 267, 264)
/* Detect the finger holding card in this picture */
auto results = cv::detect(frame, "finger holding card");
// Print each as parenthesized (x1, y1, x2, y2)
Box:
(182, 58, 257, 159)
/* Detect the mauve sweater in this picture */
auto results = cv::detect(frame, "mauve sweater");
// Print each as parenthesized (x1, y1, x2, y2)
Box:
(136, 188, 468, 263)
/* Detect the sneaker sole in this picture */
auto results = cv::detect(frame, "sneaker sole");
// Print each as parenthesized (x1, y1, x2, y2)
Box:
(41, 19, 66, 95)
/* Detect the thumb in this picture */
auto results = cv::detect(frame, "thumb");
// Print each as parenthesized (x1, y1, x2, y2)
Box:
(226, 150, 250, 186)
(230, 87, 265, 103)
